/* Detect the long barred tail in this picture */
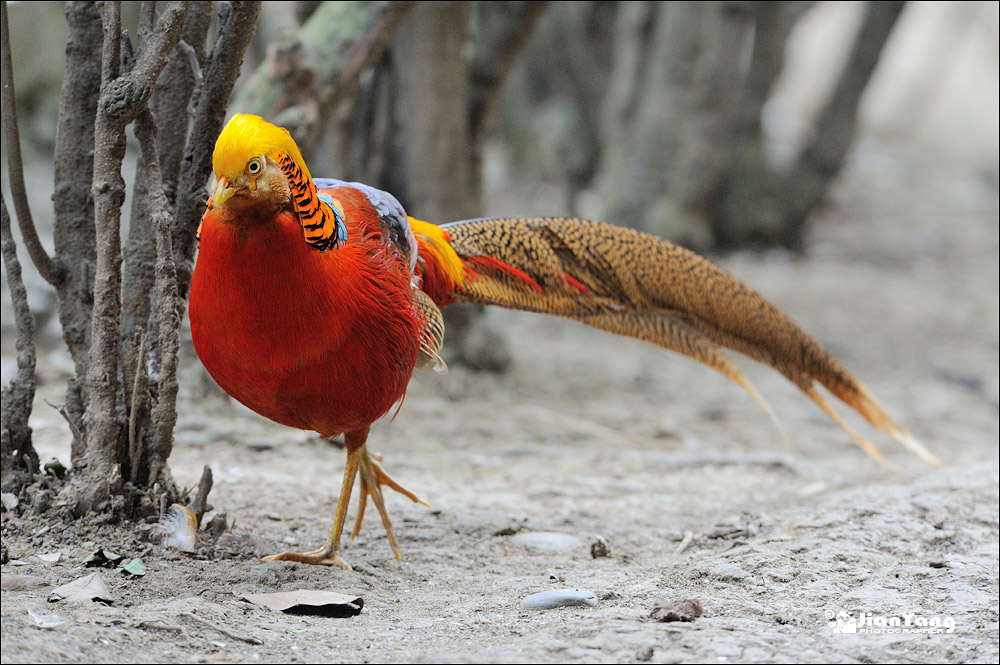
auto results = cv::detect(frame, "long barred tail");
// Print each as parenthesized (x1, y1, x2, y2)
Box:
(423, 216, 939, 466)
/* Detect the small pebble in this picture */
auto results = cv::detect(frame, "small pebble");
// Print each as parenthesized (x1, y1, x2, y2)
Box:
(650, 598, 702, 623)
(1, 492, 19, 512)
(510, 532, 583, 553)
(590, 536, 611, 558)
(636, 646, 654, 661)
(519, 588, 598, 611)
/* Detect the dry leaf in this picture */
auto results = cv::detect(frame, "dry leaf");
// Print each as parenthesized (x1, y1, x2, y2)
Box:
(238, 590, 363, 617)
(85, 549, 123, 568)
(116, 558, 146, 576)
(49, 572, 114, 604)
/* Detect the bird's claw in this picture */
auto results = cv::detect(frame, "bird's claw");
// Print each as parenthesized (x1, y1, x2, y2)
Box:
(261, 549, 353, 570)
(349, 451, 426, 560)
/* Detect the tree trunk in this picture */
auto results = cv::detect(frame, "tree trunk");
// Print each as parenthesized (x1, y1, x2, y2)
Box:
(601, 2, 751, 250)
(121, 1, 213, 490)
(349, 2, 505, 369)
(346, 1, 551, 370)
(780, 1, 907, 250)
(712, 1, 813, 250)
(59, 0, 260, 517)
(1, 199, 40, 493)
(51, 1, 103, 463)
(81, 1, 190, 513)
(386, 1, 480, 220)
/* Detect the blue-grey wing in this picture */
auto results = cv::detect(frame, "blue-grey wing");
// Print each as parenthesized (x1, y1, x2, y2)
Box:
(314, 178, 418, 271)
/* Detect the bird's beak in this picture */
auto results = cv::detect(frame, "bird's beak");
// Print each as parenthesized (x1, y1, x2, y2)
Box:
(212, 177, 234, 208)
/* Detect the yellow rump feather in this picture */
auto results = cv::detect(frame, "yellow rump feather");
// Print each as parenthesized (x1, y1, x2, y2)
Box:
(409, 217, 465, 288)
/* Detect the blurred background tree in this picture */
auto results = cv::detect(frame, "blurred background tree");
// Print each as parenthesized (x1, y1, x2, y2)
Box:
(2, 1, 997, 514)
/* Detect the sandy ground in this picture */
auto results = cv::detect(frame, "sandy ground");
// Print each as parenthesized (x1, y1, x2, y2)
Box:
(1, 142, 998, 663)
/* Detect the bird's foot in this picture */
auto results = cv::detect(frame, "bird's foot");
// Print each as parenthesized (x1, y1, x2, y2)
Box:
(364, 451, 428, 506)
(261, 548, 352, 570)
(351, 450, 428, 560)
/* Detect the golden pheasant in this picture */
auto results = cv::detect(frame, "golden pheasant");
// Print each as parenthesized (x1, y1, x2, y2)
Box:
(188, 114, 938, 569)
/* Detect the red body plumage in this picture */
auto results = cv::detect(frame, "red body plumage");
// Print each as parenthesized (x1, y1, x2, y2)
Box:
(190, 186, 422, 438)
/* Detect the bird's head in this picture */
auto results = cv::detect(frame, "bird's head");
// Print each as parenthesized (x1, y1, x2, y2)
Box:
(210, 113, 307, 214)
(210, 114, 348, 251)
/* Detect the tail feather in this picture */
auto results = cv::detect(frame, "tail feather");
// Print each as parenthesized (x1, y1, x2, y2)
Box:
(427, 216, 935, 464)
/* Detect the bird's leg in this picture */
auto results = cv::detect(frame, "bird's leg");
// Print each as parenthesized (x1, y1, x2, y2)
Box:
(262, 427, 427, 567)
(261, 429, 368, 569)
(350, 450, 427, 561)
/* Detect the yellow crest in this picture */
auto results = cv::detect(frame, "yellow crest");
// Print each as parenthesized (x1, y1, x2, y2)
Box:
(212, 114, 311, 181)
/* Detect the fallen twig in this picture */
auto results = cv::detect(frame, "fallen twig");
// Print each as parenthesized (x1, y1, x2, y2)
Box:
(179, 611, 263, 645)
(189, 465, 214, 525)
(674, 530, 694, 555)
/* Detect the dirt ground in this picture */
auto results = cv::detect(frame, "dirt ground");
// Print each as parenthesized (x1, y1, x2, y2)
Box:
(1, 141, 998, 663)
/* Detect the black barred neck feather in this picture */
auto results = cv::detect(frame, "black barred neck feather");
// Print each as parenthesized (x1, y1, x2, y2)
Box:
(276, 152, 347, 252)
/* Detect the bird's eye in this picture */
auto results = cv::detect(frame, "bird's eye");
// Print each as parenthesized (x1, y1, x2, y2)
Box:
(247, 158, 263, 175)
